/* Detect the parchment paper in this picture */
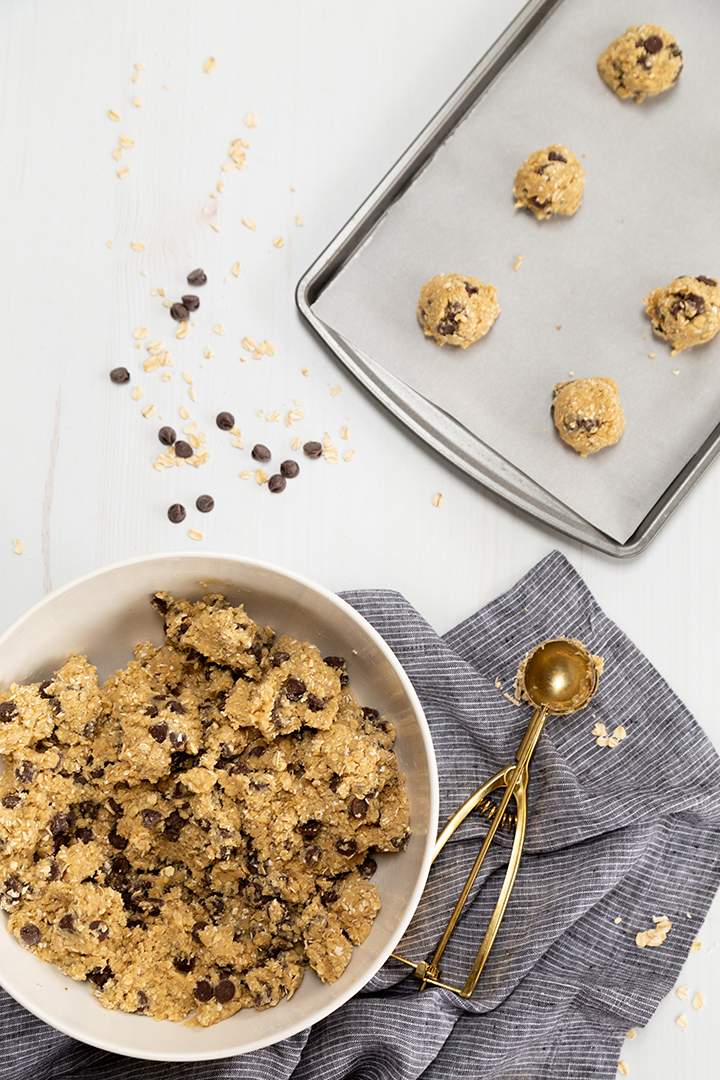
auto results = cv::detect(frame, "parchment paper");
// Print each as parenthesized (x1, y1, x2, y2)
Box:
(315, 0, 720, 542)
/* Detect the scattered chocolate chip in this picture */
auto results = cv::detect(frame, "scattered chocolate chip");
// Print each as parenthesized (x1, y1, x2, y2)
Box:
(168, 730, 187, 747)
(15, 761, 34, 784)
(0, 701, 17, 722)
(321, 889, 338, 905)
(181, 294, 200, 312)
(306, 693, 325, 713)
(163, 809, 185, 841)
(136, 990, 149, 1012)
(75, 826, 94, 842)
(252, 443, 272, 462)
(141, 809, 161, 828)
(215, 978, 236, 1004)
(271, 651, 290, 667)
(108, 797, 124, 817)
(358, 854, 377, 878)
(303, 440, 323, 459)
(50, 812, 72, 837)
(284, 677, 306, 702)
(172, 954, 196, 973)
(196, 494, 214, 513)
(361, 706, 380, 724)
(191, 921, 207, 944)
(2, 794, 20, 809)
(149, 722, 168, 743)
(644, 34, 663, 53)
(298, 819, 322, 839)
(167, 700, 186, 715)
(304, 844, 322, 866)
(20, 924, 41, 946)
(186, 268, 207, 287)
(158, 426, 176, 446)
(89, 919, 109, 941)
(38, 681, 53, 699)
(216, 411, 235, 431)
(547, 150, 567, 163)
(109, 366, 131, 385)
(464, 282, 478, 295)
(349, 798, 368, 820)
(108, 826, 128, 851)
(170, 302, 189, 322)
(144, 704, 159, 718)
(391, 833, 409, 850)
(280, 460, 299, 479)
(87, 964, 114, 988)
(58, 913, 75, 932)
(174, 440, 193, 459)
(696, 276, 717, 287)
(193, 978, 213, 1002)
(328, 772, 341, 793)
(268, 474, 286, 493)
(336, 838, 357, 857)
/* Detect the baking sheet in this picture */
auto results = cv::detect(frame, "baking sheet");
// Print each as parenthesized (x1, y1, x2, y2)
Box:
(314, 0, 720, 543)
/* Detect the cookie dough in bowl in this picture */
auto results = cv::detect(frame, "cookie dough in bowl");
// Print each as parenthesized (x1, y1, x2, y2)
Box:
(417, 273, 500, 349)
(552, 377, 625, 457)
(0, 554, 438, 1061)
(513, 145, 584, 221)
(644, 275, 720, 355)
(597, 25, 683, 103)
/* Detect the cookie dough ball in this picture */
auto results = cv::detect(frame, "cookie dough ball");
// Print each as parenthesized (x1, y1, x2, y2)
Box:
(417, 273, 500, 349)
(552, 377, 624, 457)
(597, 25, 683, 103)
(644, 275, 720, 354)
(512, 145, 584, 221)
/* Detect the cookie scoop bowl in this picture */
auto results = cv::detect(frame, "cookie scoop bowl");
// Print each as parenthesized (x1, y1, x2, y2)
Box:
(0, 553, 438, 1061)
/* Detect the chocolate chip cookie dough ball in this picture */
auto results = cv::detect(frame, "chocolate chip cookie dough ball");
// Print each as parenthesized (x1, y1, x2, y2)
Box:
(512, 145, 584, 221)
(597, 25, 683, 103)
(644, 275, 720, 354)
(552, 377, 624, 457)
(417, 273, 500, 349)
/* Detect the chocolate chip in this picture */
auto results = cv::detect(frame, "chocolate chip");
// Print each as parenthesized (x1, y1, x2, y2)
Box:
(280, 460, 299, 479)
(303, 440, 323, 459)
(89, 919, 109, 941)
(163, 809, 185, 840)
(215, 978, 236, 1003)
(306, 693, 325, 713)
(321, 889, 338, 905)
(216, 411, 235, 431)
(167, 700, 185, 715)
(108, 797, 124, 817)
(173, 954, 196, 973)
(252, 443, 272, 462)
(167, 503, 185, 524)
(644, 34, 663, 53)
(141, 809, 161, 828)
(149, 722, 168, 743)
(328, 772, 341, 792)
(15, 761, 34, 784)
(109, 366, 131, 385)
(0, 701, 17, 722)
(191, 921, 207, 944)
(168, 730, 187, 747)
(170, 302, 189, 322)
(271, 651, 290, 667)
(696, 276, 717, 287)
(181, 294, 200, 312)
(20, 924, 41, 946)
(174, 440, 193, 459)
(50, 812, 72, 837)
(266, 474, 285, 494)
(1, 794, 20, 809)
(193, 979, 213, 1002)
(87, 964, 113, 988)
(336, 838, 357, 857)
(108, 826, 128, 850)
(196, 494, 215, 513)
(298, 818, 321, 839)
(358, 854, 377, 878)
(349, 798, 368, 820)
(144, 704, 159, 719)
(464, 282, 478, 295)
(686, 293, 705, 313)
(136, 990, 148, 1012)
(75, 827, 94, 842)
(284, 677, 306, 702)
(186, 268, 207, 287)
(437, 317, 458, 336)
(158, 426, 176, 446)
(304, 844, 322, 866)
(58, 913, 75, 932)
(547, 150, 567, 163)
(391, 832, 409, 850)
(361, 706, 380, 724)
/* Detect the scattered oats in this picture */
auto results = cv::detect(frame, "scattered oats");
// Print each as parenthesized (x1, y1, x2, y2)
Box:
(618, 1062, 629, 1077)
(230, 261, 241, 277)
(133, 326, 149, 341)
(141, 403, 156, 419)
(301, 367, 310, 377)
(295, 214, 304, 227)
(161, 372, 172, 383)
(188, 386, 197, 403)
(181, 371, 193, 385)
(285, 407, 304, 427)
(322, 432, 339, 464)
(105, 240, 113, 250)
(258, 339, 275, 357)
(432, 492, 444, 508)
(12, 538, 24, 556)
(625, 1029, 636, 1040)
(607, 736, 620, 749)
(162, 299, 173, 309)
(265, 410, 281, 423)
(239, 470, 254, 480)
(503, 691, 522, 707)
(592, 722, 608, 738)
(636, 916, 672, 949)
(647, 351, 656, 359)
(691, 939, 702, 953)
(209, 222, 220, 234)
(111, 146, 123, 162)
(130, 241, 145, 252)
(273, 236, 285, 249)
(613, 916, 623, 925)
(232, 436, 244, 449)
(202, 347, 214, 360)
(339, 425, 350, 441)
(692, 992, 704, 1011)
(119, 134, 135, 149)
(179, 406, 190, 420)
(342, 449, 355, 463)
(202, 56, 217, 74)
(229, 139, 248, 169)
(187, 528, 204, 542)
(241, 336, 257, 353)
(132, 96, 142, 108)
(133, 62, 145, 73)
(329, 385, 342, 397)
(220, 162, 231, 173)
(567, 370, 576, 377)
(672, 368, 680, 376)
(131, 386, 142, 402)
(676, 986, 689, 1000)
(176, 321, 189, 340)
(512, 254, 524, 271)
(244, 112, 258, 128)
(612, 725, 627, 741)
(555, 324, 562, 331)
(675, 1013, 688, 1031)
(107, 108, 121, 122)
(151, 287, 166, 297)
(116, 166, 130, 179)
(212, 323, 225, 336)
(215, 179, 225, 195)
(241, 217, 257, 231)
(255, 469, 268, 485)
(290, 436, 301, 451)
(596, 736, 610, 747)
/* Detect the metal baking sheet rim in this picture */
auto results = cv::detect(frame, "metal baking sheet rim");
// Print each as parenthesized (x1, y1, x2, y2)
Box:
(295, 0, 720, 559)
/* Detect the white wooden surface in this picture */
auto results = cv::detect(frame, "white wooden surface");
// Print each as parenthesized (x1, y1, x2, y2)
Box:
(0, 0, 717, 1073)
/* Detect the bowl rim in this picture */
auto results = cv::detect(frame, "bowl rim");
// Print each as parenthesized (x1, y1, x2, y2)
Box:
(0, 551, 439, 1061)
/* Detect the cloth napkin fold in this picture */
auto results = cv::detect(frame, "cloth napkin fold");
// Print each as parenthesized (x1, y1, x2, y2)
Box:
(3, 551, 720, 1080)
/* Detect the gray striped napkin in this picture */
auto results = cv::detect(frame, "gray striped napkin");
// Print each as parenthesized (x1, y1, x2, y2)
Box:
(3, 550, 720, 1079)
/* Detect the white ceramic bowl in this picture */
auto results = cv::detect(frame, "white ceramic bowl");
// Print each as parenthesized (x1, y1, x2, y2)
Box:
(0, 553, 438, 1061)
